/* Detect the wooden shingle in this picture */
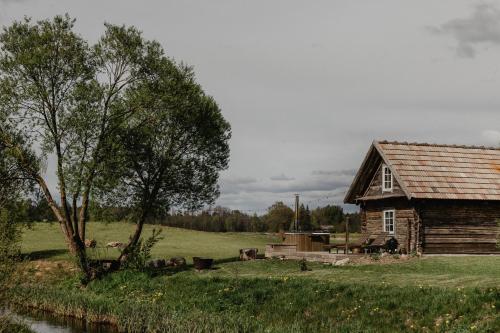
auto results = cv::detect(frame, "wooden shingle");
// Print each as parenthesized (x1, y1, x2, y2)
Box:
(377, 141, 500, 201)
(345, 140, 500, 203)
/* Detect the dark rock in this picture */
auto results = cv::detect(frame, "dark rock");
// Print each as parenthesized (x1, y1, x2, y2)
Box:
(239, 248, 258, 261)
(147, 259, 166, 268)
(85, 239, 97, 248)
(193, 257, 213, 270)
(168, 256, 186, 267)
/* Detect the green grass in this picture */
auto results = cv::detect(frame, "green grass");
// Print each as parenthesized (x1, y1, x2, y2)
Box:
(10, 267, 500, 332)
(175, 256, 500, 289)
(16, 222, 500, 332)
(21, 222, 279, 262)
(0, 316, 34, 333)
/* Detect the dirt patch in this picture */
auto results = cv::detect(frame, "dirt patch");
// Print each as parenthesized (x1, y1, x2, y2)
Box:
(19, 260, 78, 283)
(349, 254, 422, 265)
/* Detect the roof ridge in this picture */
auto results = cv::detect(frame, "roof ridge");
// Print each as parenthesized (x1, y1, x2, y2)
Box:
(377, 140, 500, 151)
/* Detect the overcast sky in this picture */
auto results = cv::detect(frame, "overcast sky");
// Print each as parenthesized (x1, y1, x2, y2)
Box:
(2, 0, 500, 213)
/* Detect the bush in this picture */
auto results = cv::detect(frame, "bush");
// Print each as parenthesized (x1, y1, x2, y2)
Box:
(120, 229, 163, 271)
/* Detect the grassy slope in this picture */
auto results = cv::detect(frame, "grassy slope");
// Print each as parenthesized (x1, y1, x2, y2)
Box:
(12, 263, 500, 332)
(22, 222, 279, 262)
(17, 222, 500, 332)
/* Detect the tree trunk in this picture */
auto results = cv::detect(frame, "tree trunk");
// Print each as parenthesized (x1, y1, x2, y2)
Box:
(37, 176, 92, 281)
(118, 208, 148, 262)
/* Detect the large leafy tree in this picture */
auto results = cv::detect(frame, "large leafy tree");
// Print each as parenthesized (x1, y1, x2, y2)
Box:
(0, 16, 230, 281)
(99, 56, 231, 257)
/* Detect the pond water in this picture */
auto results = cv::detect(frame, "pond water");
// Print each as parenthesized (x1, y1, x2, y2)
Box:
(11, 308, 117, 333)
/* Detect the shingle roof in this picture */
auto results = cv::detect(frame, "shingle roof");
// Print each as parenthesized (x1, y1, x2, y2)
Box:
(345, 140, 500, 203)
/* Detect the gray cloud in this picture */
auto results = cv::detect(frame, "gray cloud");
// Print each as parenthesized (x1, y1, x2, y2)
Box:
(311, 169, 357, 177)
(220, 168, 353, 195)
(482, 129, 500, 145)
(2, 1, 500, 214)
(222, 177, 257, 185)
(429, 3, 500, 58)
(270, 173, 295, 181)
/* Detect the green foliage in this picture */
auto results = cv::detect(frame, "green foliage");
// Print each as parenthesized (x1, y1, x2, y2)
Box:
(9, 267, 500, 332)
(264, 201, 294, 232)
(0, 316, 34, 333)
(297, 204, 313, 231)
(97, 54, 231, 225)
(25, 190, 55, 222)
(0, 207, 22, 297)
(120, 229, 164, 270)
(299, 258, 310, 271)
(0, 15, 230, 278)
(312, 204, 344, 227)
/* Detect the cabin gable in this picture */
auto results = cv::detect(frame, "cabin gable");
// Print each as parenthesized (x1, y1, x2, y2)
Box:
(362, 163, 406, 199)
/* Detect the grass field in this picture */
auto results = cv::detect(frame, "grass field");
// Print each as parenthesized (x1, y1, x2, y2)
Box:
(21, 222, 280, 262)
(14, 222, 500, 332)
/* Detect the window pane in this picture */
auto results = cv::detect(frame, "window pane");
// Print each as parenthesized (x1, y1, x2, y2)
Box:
(382, 166, 392, 190)
(384, 211, 394, 234)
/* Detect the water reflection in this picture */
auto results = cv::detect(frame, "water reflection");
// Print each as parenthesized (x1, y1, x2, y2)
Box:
(14, 308, 117, 333)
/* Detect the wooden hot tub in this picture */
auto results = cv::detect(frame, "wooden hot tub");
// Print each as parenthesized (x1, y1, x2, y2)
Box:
(283, 232, 330, 252)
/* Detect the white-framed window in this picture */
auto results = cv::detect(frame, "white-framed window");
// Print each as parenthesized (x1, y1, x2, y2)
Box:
(382, 164, 393, 192)
(383, 210, 395, 235)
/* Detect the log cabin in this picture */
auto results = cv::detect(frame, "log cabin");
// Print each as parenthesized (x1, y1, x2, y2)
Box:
(344, 141, 500, 254)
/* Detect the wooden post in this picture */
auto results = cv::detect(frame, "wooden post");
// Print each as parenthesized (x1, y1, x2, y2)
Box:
(407, 218, 411, 254)
(294, 194, 299, 232)
(345, 217, 349, 254)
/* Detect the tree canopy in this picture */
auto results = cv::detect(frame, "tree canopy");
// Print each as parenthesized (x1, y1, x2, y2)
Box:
(0, 15, 230, 281)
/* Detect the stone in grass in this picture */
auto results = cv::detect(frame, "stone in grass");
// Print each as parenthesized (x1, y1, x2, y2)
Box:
(147, 259, 166, 268)
(106, 241, 125, 248)
(239, 248, 258, 261)
(168, 256, 187, 267)
(334, 258, 350, 266)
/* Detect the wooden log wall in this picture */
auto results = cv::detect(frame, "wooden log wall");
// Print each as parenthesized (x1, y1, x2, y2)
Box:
(362, 198, 417, 253)
(418, 200, 500, 254)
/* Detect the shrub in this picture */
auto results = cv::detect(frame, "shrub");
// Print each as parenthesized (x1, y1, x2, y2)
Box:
(120, 229, 163, 271)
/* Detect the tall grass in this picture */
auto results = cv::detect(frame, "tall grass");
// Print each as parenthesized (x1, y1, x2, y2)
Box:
(10, 269, 499, 333)
(0, 316, 34, 333)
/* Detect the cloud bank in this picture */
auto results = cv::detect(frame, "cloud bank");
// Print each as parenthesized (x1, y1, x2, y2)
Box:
(430, 3, 500, 58)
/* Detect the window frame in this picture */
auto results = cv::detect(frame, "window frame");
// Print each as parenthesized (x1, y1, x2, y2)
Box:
(383, 209, 395, 235)
(382, 164, 393, 192)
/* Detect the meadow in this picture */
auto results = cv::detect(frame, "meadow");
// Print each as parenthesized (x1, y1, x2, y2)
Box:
(21, 222, 280, 262)
(13, 222, 500, 332)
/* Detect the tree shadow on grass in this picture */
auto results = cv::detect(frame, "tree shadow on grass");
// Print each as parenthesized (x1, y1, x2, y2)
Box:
(213, 256, 241, 265)
(146, 258, 241, 278)
(23, 249, 68, 260)
(146, 265, 192, 277)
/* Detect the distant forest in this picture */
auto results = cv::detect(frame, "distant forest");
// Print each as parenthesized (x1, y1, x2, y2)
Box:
(24, 193, 361, 233)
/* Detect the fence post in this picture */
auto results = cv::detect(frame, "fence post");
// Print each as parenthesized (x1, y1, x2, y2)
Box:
(345, 217, 350, 254)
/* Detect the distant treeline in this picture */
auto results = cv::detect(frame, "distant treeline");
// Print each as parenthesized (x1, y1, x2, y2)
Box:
(25, 195, 361, 233)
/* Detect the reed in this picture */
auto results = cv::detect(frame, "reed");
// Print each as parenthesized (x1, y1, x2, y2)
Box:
(9, 269, 500, 332)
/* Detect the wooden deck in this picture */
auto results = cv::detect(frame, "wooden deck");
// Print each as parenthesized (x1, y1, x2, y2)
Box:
(265, 243, 363, 263)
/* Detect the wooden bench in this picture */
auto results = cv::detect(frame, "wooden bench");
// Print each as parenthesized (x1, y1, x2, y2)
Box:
(364, 232, 390, 253)
(323, 234, 373, 254)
